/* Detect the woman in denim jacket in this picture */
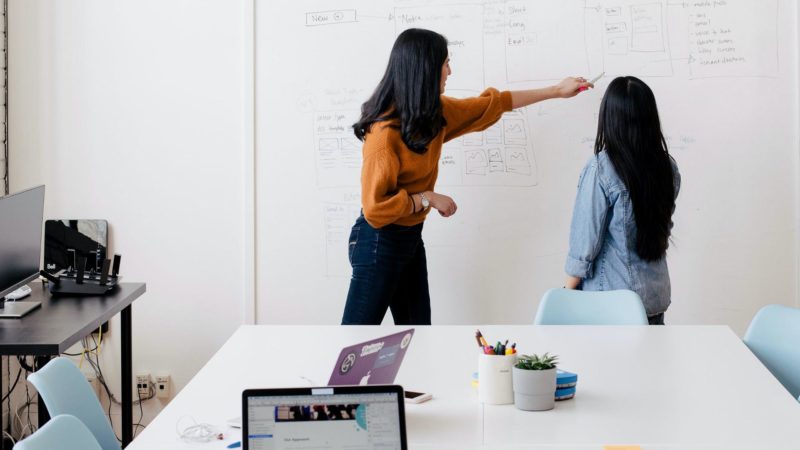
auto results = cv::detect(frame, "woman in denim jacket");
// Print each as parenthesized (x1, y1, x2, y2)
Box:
(564, 76, 680, 325)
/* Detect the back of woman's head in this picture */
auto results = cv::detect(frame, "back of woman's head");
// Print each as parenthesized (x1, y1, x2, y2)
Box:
(353, 28, 449, 153)
(595, 76, 676, 262)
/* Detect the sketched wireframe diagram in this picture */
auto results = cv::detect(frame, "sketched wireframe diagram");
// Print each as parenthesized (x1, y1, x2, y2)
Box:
(306, 0, 779, 191)
(394, 4, 486, 91)
(441, 108, 537, 186)
(504, 0, 590, 82)
(322, 199, 362, 277)
(300, 0, 781, 275)
(313, 110, 361, 188)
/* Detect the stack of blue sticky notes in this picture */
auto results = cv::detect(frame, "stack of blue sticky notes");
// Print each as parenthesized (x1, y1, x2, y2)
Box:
(555, 369, 578, 401)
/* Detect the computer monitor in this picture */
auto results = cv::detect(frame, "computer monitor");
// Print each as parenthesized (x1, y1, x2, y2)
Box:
(0, 185, 45, 299)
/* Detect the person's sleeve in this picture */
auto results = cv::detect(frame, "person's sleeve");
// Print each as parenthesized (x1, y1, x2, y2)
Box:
(565, 158, 610, 278)
(361, 148, 411, 228)
(442, 88, 513, 143)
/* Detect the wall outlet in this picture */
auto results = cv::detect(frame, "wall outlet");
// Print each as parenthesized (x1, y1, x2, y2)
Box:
(136, 373, 151, 398)
(155, 374, 170, 399)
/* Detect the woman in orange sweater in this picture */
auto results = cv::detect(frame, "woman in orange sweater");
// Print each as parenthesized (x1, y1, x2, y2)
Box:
(342, 28, 592, 325)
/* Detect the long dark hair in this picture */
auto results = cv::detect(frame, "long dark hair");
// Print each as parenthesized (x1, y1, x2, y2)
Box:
(595, 76, 675, 262)
(353, 28, 448, 154)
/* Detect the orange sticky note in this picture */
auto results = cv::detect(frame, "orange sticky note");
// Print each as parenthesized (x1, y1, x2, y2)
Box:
(603, 446, 641, 450)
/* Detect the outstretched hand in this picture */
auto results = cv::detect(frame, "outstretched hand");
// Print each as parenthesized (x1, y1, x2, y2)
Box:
(555, 77, 593, 98)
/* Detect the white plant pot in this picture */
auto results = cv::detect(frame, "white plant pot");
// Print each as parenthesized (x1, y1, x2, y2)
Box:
(512, 367, 556, 411)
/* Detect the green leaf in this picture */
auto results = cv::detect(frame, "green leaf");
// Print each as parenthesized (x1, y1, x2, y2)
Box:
(514, 352, 558, 370)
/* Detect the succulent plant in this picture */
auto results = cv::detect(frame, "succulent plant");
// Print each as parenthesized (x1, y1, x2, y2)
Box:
(514, 352, 558, 370)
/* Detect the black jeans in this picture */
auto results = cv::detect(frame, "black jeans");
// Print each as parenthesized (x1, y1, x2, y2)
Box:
(341, 214, 431, 325)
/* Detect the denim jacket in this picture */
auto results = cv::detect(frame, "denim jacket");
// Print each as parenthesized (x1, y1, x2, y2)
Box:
(565, 151, 680, 316)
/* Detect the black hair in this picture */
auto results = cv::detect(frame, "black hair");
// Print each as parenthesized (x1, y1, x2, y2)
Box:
(595, 76, 676, 262)
(352, 28, 449, 154)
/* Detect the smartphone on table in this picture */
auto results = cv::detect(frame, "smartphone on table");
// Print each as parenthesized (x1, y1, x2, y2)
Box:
(404, 390, 432, 403)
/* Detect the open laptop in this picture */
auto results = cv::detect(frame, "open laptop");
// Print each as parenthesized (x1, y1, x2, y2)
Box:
(242, 385, 407, 450)
(229, 329, 416, 430)
(328, 329, 415, 386)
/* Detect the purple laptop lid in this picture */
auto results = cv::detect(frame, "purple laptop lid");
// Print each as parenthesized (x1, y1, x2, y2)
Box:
(328, 329, 415, 386)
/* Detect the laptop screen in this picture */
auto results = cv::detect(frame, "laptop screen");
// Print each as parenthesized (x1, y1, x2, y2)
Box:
(244, 386, 406, 450)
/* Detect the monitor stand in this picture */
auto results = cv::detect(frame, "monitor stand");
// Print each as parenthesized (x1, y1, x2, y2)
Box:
(0, 300, 42, 318)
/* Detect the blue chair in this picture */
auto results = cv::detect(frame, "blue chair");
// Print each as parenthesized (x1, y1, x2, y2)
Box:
(534, 288, 648, 325)
(27, 358, 120, 450)
(743, 304, 800, 399)
(13, 414, 102, 450)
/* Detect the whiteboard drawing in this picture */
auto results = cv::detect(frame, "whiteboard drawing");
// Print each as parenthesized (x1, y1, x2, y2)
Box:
(440, 109, 537, 186)
(305, 10, 358, 27)
(686, 0, 778, 78)
(504, 0, 590, 82)
(256, 0, 796, 325)
(593, 0, 674, 76)
(313, 110, 361, 188)
(394, 4, 485, 91)
(322, 197, 362, 277)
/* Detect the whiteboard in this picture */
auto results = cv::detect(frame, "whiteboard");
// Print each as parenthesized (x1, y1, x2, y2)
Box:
(256, 0, 798, 332)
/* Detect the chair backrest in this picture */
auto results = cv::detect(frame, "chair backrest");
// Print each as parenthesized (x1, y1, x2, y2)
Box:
(534, 288, 648, 325)
(743, 304, 800, 399)
(27, 358, 120, 450)
(13, 414, 102, 450)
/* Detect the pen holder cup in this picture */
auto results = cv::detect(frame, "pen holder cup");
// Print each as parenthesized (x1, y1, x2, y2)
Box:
(478, 353, 516, 404)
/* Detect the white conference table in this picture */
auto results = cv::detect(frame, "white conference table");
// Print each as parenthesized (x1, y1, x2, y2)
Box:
(128, 325, 800, 449)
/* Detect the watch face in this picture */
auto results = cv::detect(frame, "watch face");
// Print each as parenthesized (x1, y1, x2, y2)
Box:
(422, 197, 430, 208)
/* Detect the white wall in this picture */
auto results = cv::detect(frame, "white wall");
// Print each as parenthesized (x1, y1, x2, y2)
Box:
(8, 0, 250, 429)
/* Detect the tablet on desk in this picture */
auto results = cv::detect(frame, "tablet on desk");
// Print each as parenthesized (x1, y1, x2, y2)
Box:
(0, 300, 41, 318)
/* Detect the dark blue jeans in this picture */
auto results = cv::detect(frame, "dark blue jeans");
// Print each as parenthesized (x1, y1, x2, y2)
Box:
(648, 313, 665, 325)
(341, 214, 431, 325)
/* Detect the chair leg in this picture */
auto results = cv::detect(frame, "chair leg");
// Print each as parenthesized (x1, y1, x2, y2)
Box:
(35, 356, 53, 427)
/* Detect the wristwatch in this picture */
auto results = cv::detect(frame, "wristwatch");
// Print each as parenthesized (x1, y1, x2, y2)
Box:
(420, 192, 430, 211)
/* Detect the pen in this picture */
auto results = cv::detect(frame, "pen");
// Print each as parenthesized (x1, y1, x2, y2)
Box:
(476, 329, 489, 347)
(227, 441, 241, 449)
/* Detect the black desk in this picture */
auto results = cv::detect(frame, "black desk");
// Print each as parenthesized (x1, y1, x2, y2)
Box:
(0, 282, 145, 448)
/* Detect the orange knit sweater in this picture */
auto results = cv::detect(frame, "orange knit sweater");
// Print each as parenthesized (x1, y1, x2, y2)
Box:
(360, 88, 513, 228)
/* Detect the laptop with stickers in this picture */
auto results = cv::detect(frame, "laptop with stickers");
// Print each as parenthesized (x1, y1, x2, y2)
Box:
(328, 329, 415, 386)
